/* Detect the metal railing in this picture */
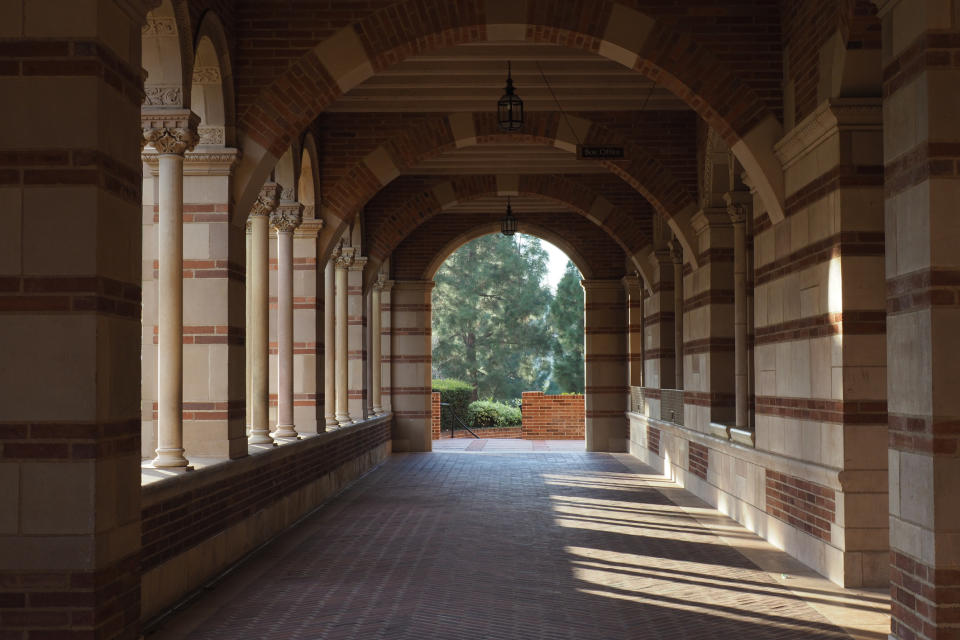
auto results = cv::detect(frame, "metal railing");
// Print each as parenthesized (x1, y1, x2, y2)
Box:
(660, 389, 685, 426)
(440, 402, 479, 439)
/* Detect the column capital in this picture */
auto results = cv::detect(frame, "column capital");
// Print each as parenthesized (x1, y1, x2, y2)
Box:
(691, 208, 731, 234)
(295, 219, 324, 238)
(142, 109, 200, 155)
(334, 246, 356, 269)
(349, 256, 368, 272)
(580, 279, 624, 292)
(724, 191, 752, 225)
(621, 274, 644, 295)
(270, 202, 304, 233)
(249, 182, 281, 220)
(376, 278, 395, 294)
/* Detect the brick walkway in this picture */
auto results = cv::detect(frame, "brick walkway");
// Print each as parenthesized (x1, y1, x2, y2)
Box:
(148, 447, 888, 640)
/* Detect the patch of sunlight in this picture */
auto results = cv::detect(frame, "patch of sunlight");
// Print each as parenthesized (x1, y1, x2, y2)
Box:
(828, 256, 843, 314)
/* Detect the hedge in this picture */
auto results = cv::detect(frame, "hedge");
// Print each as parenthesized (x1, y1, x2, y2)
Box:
(431, 379, 474, 430)
(467, 400, 522, 428)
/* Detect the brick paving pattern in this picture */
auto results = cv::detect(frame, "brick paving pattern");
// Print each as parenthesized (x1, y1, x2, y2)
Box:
(149, 448, 860, 640)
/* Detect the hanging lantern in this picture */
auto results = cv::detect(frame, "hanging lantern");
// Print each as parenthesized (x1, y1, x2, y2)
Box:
(501, 197, 518, 236)
(497, 61, 523, 132)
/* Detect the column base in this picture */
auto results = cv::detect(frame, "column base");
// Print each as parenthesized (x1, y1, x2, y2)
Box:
(248, 429, 276, 446)
(335, 414, 353, 427)
(273, 424, 300, 439)
(152, 448, 190, 468)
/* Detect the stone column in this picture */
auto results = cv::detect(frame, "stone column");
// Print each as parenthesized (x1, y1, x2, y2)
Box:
(246, 220, 253, 434)
(270, 202, 303, 438)
(293, 219, 324, 434)
(582, 280, 628, 453)
(727, 194, 750, 431)
(380, 279, 395, 414)
(348, 255, 369, 421)
(248, 184, 281, 445)
(644, 250, 676, 392)
(372, 276, 385, 415)
(879, 2, 960, 635)
(672, 242, 685, 390)
(334, 248, 354, 425)
(324, 256, 337, 428)
(390, 280, 435, 451)
(144, 112, 199, 467)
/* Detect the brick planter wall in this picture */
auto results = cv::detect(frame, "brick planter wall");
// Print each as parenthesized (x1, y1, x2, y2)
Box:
(521, 392, 585, 440)
(444, 426, 523, 439)
(431, 392, 441, 440)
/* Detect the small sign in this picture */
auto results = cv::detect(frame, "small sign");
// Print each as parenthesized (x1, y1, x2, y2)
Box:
(579, 145, 625, 160)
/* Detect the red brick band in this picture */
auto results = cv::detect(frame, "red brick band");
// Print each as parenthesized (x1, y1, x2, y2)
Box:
(754, 311, 886, 345)
(688, 441, 708, 480)
(0, 275, 140, 319)
(765, 471, 836, 542)
(647, 426, 661, 455)
(683, 290, 734, 312)
(0, 418, 138, 460)
(755, 396, 887, 424)
(785, 164, 883, 216)
(755, 231, 884, 286)
(887, 267, 960, 314)
(889, 549, 960, 640)
(889, 413, 960, 455)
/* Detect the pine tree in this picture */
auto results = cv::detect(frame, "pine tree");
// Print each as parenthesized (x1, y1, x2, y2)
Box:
(432, 234, 554, 402)
(548, 261, 585, 393)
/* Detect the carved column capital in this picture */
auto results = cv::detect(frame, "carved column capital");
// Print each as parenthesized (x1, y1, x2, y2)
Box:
(724, 191, 752, 225)
(349, 256, 369, 272)
(334, 247, 356, 270)
(249, 182, 281, 220)
(141, 109, 200, 155)
(270, 202, 304, 233)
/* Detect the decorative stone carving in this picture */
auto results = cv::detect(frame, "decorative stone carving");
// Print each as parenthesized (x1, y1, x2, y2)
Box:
(142, 16, 177, 35)
(724, 191, 752, 224)
(334, 247, 355, 269)
(250, 183, 281, 219)
(197, 126, 224, 145)
(192, 66, 221, 84)
(144, 86, 183, 107)
(280, 187, 295, 201)
(142, 126, 198, 155)
(270, 204, 303, 233)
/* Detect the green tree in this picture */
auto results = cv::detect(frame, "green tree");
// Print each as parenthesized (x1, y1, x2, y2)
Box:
(432, 234, 554, 401)
(549, 261, 584, 393)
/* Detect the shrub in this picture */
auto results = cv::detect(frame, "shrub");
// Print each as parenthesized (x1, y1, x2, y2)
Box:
(468, 400, 522, 428)
(432, 379, 474, 429)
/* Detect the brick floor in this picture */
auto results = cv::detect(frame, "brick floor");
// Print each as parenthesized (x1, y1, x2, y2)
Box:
(148, 447, 887, 640)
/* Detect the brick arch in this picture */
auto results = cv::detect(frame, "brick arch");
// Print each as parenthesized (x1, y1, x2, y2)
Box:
(232, 0, 786, 226)
(316, 111, 696, 269)
(391, 210, 628, 283)
(361, 173, 655, 290)
(422, 222, 596, 280)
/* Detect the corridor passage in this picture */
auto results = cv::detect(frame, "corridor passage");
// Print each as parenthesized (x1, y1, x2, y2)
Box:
(147, 447, 889, 640)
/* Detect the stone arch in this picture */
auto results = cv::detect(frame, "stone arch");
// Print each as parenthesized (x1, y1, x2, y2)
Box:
(233, 0, 785, 226)
(192, 11, 236, 147)
(319, 112, 698, 269)
(361, 173, 655, 290)
(422, 223, 594, 281)
(142, 0, 192, 108)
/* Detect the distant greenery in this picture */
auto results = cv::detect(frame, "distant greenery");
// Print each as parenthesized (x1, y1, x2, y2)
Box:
(432, 378, 473, 431)
(467, 400, 522, 428)
(431, 234, 584, 403)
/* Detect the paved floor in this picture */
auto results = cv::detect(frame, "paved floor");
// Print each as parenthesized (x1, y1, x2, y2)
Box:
(147, 442, 889, 640)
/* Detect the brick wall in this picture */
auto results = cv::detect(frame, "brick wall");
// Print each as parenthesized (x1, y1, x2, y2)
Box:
(688, 441, 708, 480)
(140, 417, 391, 620)
(520, 392, 585, 440)
(431, 391, 440, 440)
(765, 471, 836, 542)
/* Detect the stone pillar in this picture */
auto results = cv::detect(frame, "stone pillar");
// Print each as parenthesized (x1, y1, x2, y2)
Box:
(294, 220, 323, 434)
(372, 276, 385, 415)
(0, 4, 147, 636)
(390, 280, 435, 452)
(582, 280, 628, 453)
(248, 184, 280, 445)
(380, 279, 395, 414)
(334, 248, 354, 425)
(246, 221, 253, 434)
(623, 275, 645, 389)
(727, 194, 751, 431)
(144, 112, 199, 467)
(270, 202, 303, 438)
(672, 242, 685, 390)
(685, 209, 736, 432)
(644, 250, 676, 393)
(879, 2, 960, 636)
(323, 257, 337, 428)
(348, 255, 369, 421)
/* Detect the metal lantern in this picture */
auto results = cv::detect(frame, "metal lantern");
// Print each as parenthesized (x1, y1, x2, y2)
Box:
(497, 61, 523, 132)
(501, 197, 518, 236)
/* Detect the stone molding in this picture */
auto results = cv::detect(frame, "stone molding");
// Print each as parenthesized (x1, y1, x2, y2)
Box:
(691, 208, 731, 235)
(774, 98, 882, 170)
(349, 256, 369, 272)
(142, 109, 200, 154)
(249, 183, 281, 219)
(144, 86, 183, 107)
(580, 279, 625, 292)
(271, 203, 304, 233)
(294, 219, 324, 238)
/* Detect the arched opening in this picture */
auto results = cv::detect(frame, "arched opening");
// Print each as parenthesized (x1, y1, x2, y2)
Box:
(428, 230, 587, 446)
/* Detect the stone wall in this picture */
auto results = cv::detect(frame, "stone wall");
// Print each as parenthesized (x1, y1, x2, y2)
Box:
(140, 417, 391, 622)
(521, 392, 585, 440)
